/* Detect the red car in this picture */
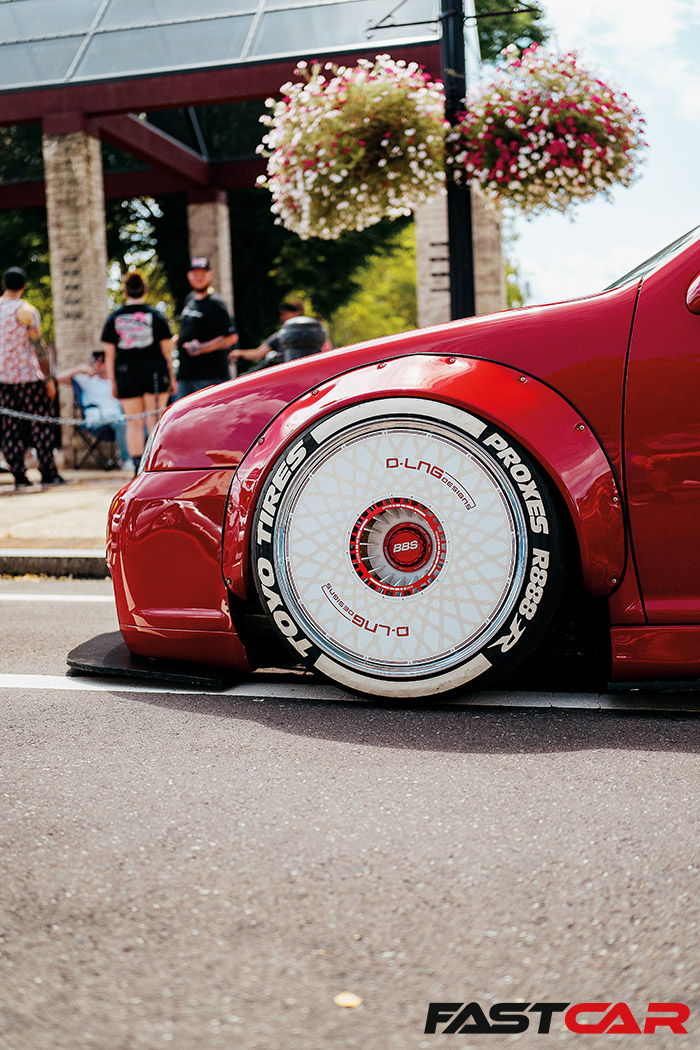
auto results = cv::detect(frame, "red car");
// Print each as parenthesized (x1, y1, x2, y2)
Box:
(107, 226, 700, 698)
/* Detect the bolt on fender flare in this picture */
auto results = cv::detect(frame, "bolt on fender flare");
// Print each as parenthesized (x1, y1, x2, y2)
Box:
(222, 355, 625, 603)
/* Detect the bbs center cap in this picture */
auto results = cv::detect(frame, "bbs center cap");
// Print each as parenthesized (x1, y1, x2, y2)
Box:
(384, 522, 432, 571)
(349, 497, 447, 597)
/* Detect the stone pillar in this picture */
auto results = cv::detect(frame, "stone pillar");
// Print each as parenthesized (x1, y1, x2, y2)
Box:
(42, 118, 109, 370)
(414, 189, 506, 326)
(42, 116, 110, 468)
(414, 192, 451, 328)
(187, 189, 234, 313)
(472, 192, 507, 316)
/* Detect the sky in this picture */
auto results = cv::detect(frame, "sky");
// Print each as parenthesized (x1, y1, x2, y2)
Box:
(503, 0, 700, 305)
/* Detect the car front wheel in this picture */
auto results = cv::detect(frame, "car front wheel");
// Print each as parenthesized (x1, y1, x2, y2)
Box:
(251, 398, 563, 698)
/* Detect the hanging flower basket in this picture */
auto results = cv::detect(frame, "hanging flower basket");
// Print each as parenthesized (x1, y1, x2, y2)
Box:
(257, 55, 447, 240)
(446, 45, 647, 216)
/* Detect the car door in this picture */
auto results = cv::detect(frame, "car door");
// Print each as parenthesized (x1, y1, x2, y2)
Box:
(624, 234, 700, 622)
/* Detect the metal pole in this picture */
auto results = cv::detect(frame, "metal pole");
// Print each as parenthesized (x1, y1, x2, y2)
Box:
(440, 0, 476, 319)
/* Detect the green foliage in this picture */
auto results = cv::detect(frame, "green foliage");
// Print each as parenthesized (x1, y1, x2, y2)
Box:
(474, 0, 549, 63)
(227, 187, 413, 346)
(329, 224, 417, 345)
(0, 206, 53, 341)
(106, 193, 190, 317)
(0, 124, 44, 182)
(505, 257, 528, 308)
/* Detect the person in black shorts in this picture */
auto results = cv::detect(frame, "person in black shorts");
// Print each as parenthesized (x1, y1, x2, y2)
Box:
(101, 270, 175, 474)
(174, 256, 238, 399)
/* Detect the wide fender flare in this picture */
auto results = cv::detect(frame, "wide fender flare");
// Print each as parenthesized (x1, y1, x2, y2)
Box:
(223, 355, 625, 601)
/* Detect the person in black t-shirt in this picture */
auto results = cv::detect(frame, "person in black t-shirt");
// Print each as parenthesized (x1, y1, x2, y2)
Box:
(101, 270, 175, 474)
(174, 256, 238, 399)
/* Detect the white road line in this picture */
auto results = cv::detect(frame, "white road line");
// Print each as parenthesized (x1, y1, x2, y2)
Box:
(0, 673, 697, 711)
(0, 673, 345, 699)
(0, 594, 113, 602)
(0, 548, 104, 556)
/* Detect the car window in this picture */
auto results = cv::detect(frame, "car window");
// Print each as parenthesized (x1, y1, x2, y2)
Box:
(605, 226, 700, 290)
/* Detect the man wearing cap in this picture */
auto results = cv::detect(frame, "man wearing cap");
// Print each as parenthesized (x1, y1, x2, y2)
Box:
(174, 257, 238, 399)
(0, 266, 64, 489)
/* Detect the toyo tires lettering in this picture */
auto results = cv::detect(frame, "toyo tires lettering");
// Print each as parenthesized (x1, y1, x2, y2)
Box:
(254, 439, 314, 660)
(256, 557, 313, 658)
(256, 441, 307, 545)
(482, 432, 549, 534)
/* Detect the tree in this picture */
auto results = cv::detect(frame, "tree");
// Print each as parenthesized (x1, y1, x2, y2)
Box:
(474, 0, 548, 64)
(329, 224, 418, 345)
(227, 188, 413, 346)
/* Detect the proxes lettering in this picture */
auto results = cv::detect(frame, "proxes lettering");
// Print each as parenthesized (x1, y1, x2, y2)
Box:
(482, 432, 549, 534)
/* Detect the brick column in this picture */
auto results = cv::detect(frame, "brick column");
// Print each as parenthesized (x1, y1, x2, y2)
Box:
(42, 117, 110, 467)
(414, 193, 451, 328)
(414, 189, 506, 325)
(472, 192, 507, 316)
(187, 189, 234, 314)
(42, 118, 109, 370)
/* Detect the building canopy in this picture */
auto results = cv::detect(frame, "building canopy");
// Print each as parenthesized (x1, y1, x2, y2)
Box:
(0, 0, 442, 92)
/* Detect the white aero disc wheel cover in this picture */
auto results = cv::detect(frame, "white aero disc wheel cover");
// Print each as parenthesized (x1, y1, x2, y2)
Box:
(268, 401, 529, 692)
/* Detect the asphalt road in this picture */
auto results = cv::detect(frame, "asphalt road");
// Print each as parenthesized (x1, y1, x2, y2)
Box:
(1, 577, 699, 1049)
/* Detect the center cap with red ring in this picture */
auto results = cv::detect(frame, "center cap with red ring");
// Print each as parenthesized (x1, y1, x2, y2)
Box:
(384, 522, 432, 572)
(349, 497, 447, 597)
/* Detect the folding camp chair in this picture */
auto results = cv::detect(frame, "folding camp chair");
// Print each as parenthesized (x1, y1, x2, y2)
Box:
(71, 379, 121, 470)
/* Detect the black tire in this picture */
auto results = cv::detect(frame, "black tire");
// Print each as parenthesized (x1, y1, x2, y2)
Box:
(251, 398, 564, 698)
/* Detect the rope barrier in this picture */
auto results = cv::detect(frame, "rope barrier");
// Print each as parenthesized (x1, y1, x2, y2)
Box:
(0, 404, 167, 427)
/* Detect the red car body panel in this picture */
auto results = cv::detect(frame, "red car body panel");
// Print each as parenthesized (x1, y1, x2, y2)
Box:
(107, 227, 700, 685)
(108, 468, 249, 669)
(221, 356, 625, 604)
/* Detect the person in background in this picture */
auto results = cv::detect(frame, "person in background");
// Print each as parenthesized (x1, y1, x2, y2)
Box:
(231, 300, 332, 370)
(0, 266, 64, 490)
(57, 350, 131, 468)
(101, 270, 175, 475)
(232, 299, 306, 368)
(174, 256, 238, 398)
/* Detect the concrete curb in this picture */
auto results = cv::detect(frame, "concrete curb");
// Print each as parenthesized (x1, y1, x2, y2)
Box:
(0, 548, 108, 578)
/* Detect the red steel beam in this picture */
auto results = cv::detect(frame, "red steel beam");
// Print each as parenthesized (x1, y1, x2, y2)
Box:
(0, 158, 267, 210)
(94, 114, 210, 186)
(0, 45, 442, 125)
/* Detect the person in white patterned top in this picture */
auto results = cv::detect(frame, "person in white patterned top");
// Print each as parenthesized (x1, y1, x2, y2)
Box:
(0, 267, 63, 490)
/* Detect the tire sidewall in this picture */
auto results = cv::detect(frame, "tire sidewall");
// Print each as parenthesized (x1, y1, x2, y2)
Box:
(251, 399, 562, 697)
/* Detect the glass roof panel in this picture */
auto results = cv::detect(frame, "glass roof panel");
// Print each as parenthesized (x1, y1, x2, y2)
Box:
(0, 38, 83, 90)
(74, 17, 255, 81)
(0, 0, 442, 92)
(251, 0, 437, 59)
(0, 0, 103, 43)
(100, 0, 256, 31)
(251, 1, 438, 59)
